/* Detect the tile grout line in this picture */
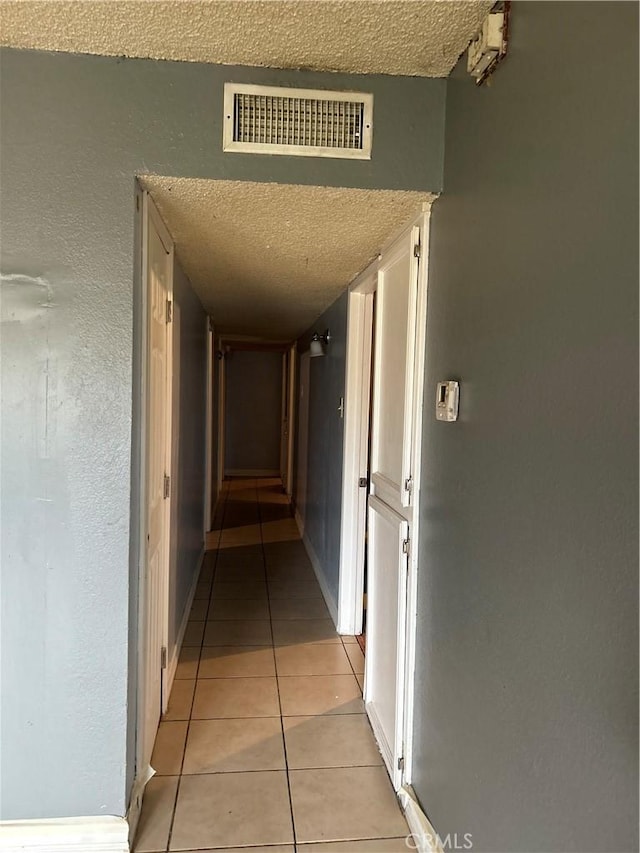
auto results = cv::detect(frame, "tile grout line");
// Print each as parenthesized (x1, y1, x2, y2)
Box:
(258, 481, 299, 849)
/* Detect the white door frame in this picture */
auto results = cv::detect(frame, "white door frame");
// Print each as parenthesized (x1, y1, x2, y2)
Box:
(285, 343, 297, 497)
(216, 346, 225, 496)
(204, 318, 214, 533)
(295, 349, 311, 532)
(337, 208, 431, 789)
(337, 262, 377, 636)
(135, 190, 174, 797)
(280, 351, 288, 487)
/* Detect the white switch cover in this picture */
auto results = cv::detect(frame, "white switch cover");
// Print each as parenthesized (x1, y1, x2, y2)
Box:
(436, 381, 460, 422)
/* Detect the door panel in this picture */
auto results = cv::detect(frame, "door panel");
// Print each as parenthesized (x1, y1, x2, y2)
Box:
(364, 496, 409, 787)
(143, 214, 171, 770)
(370, 226, 419, 511)
(365, 222, 421, 792)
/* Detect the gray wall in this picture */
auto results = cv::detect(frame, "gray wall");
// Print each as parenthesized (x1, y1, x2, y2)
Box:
(0, 47, 444, 821)
(224, 350, 282, 473)
(296, 292, 349, 610)
(413, 4, 639, 852)
(169, 259, 208, 650)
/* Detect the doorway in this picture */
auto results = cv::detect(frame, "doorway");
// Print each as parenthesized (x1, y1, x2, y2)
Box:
(338, 211, 430, 792)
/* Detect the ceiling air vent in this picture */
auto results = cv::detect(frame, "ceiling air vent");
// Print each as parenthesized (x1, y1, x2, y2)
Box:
(223, 83, 373, 160)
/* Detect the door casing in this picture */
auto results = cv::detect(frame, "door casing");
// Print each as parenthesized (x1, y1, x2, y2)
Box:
(135, 190, 174, 799)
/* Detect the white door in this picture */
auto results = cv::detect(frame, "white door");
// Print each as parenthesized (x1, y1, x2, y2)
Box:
(143, 198, 173, 771)
(295, 351, 311, 530)
(366, 496, 409, 783)
(364, 224, 421, 789)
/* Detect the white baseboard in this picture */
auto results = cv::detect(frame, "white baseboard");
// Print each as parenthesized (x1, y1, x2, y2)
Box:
(224, 468, 279, 477)
(294, 514, 339, 625)
(399, 786, 445, 853)
(166, 546, 205, 695)
(0, 816, 129, 853)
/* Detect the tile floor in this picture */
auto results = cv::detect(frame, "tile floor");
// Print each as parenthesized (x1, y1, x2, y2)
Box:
(134, 478, 410, 853)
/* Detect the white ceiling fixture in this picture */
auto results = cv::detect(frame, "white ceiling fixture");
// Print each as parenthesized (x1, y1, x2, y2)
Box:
(139, 177, 434, 341)
(0, 1, 493, 78)
(223, 83, 374, 160)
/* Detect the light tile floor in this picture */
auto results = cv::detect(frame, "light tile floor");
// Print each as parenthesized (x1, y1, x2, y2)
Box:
(134, 478, 409, 853)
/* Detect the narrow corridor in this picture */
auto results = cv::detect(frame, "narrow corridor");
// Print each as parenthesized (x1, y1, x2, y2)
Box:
(134, 478, 410, 852)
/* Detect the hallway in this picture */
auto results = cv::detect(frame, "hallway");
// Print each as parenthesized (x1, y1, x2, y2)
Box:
(134, 478, 410, 853)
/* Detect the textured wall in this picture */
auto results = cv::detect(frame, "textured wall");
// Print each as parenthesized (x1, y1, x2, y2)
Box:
(224, 350, 283, 473)
(0, 46, 444, 820)
(169, 259, 207, 651)
(413, 4, 639, 852)
(297, 292, 349, 611)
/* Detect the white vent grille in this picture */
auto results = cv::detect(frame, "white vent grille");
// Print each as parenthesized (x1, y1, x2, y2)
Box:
(223, 83, 373, 160)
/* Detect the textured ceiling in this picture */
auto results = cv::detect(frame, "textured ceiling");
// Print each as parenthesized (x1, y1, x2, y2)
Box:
(141, 177, 433, 340)
(0, 1, 491, 77)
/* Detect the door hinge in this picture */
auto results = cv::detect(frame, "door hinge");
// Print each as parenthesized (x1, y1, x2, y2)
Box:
(163, 474, 171, 499)
(398, 755, 405, 771)
(404, 476, 413, 494)
(413, 242, 421, 259)
(402, 538, 410, 556)
(161, 646, 167, 669)
(359, 477, 368, 488)
(166, 298, 173, 324)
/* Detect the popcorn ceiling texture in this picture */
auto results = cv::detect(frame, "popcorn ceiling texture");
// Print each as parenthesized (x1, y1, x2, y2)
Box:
(141, 177, 434, 339)
(0, 0, 491, 77)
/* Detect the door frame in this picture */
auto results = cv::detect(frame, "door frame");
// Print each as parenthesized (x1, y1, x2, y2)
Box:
(135, 190, 174, 791)
(216, 343, 226, 497)
(337, 262, 377, 636)
(337, 208, 431, 789)
(294, 349, 311, 532)
(204, 318, 215, 534)
(285, 343, 297, 496)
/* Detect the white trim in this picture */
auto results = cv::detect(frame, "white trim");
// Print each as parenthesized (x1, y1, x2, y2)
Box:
(204, 320, 214, 534)
(294, 512, 339, 625)
(402, 210, 431, 785)
(136, 191, 174, 813)
(399, 786, 445, 853)
(337, 264, 377, 635)
(216, 350, 225, 496)
(0, 816, 129, 853)
(224, 468, 280, 478)
(166, 547, 205, 694)
(285, 344, 297, 497)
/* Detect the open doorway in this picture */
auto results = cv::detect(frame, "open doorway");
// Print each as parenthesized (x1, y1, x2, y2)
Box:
(131, 178, 433, 839)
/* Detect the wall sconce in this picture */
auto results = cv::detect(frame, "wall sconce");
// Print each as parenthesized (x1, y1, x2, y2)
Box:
(310, 329, 331, 358)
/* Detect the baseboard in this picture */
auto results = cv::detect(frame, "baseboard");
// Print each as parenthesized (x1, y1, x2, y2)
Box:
(166, 546, 205, 697)
(399, 786, 445, 853)
(0, 816, 129, 853)
(294, 515, 339, 625)
(224, 468, 280, 477)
